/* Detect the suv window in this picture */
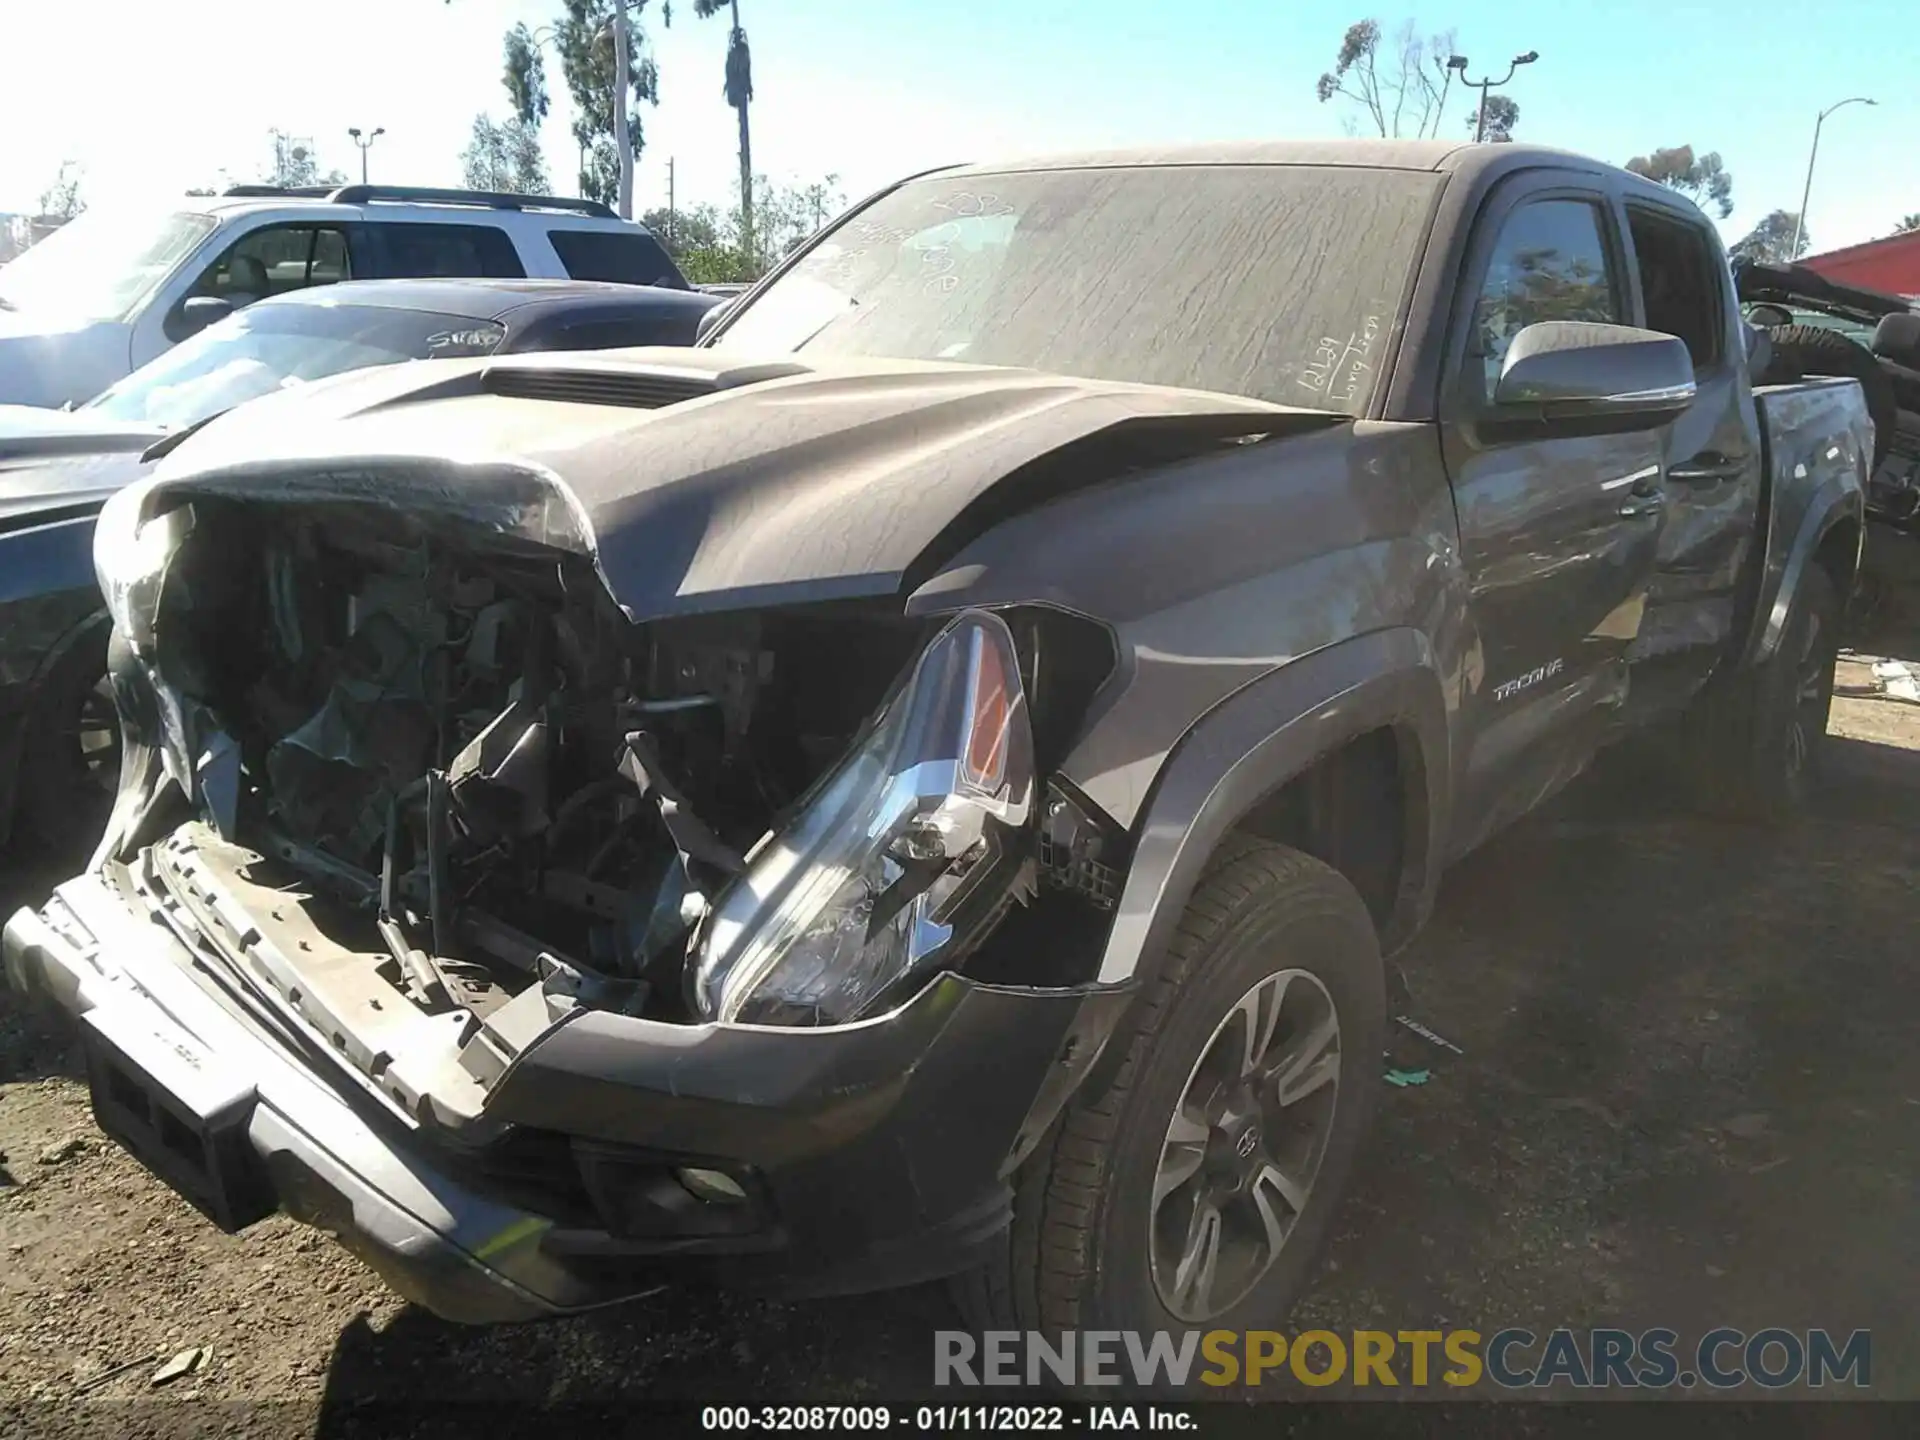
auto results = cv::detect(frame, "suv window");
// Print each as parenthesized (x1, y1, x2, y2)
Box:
(1627, 206, 1723, 370)
(547, 229, 684, 287)
(1468, 198, 1622, 396)
(191, 224, 355, 306)
(377, 223, 526, 279)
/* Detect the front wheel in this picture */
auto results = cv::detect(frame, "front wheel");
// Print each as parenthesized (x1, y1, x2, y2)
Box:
(14, 625, 121, 861)
(955, 838, 1384, 1344)
(1681, 566, 1841, 822)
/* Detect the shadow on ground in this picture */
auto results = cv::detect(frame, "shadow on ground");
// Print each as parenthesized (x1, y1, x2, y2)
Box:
(3, 632, 1915, 1416)
(298, 702, 1920, 1414)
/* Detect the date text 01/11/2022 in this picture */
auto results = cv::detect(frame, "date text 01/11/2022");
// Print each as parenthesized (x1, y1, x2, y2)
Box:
(698, 1406, 1197, 1431)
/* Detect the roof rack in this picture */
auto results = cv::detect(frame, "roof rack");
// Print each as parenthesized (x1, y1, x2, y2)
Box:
(221, 183, 623, 220)
(326, 185, 620, 219)
(222, 184, 339, 198)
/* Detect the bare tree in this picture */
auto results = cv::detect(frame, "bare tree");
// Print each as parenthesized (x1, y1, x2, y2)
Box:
(1316, 19, 1461, 140)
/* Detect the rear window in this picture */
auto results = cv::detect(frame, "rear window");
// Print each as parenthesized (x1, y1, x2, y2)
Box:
(376, 223, 526, 279)
(548, 229, 686, 288)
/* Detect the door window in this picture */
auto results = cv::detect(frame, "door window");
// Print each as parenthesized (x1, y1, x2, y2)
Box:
(376, 223, 526, 278)
(1468, 200, 1621, 397)
(190, 225, 354, 306)
(1627, 207, 1723, 371)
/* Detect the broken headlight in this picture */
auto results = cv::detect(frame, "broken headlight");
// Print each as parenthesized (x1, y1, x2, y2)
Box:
(691, 610, 1035, 1027)
(94, 481, 190, 658)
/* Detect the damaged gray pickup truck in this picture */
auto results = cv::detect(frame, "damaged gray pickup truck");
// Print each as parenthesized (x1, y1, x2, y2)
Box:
(3, 141, 1871, 1337)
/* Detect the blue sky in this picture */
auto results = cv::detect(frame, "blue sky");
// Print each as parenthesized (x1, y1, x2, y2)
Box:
(2, 0, 1913, 254)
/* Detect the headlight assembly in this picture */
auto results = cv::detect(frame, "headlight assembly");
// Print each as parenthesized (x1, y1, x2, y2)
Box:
(690, 609, 1035, 1027)
(93, 481, 192, 659)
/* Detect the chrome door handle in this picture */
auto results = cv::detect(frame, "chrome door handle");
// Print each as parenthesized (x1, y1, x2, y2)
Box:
(1668, 453, 1747, 485)
(1618, 492, 1667, 518)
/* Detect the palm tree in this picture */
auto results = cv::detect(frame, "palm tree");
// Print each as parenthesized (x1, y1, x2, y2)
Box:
(1895, 214, 1920, 236)
(689, 0, 754, 261)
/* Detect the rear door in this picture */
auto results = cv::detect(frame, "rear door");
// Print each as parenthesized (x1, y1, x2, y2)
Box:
(545, 228, 689, 288)
(1439, 176, 1665, 856)
(1617, 200, 1763, 720)
(362, 222, 527, 279)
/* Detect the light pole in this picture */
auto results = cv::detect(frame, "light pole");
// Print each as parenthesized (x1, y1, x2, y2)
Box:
(1450, 51, 1538, 143)
(528, 11, 636, 217)
(347, 127, 385, 185)
(612, 2, 634, 219)
(1791, 97, 1875, 260)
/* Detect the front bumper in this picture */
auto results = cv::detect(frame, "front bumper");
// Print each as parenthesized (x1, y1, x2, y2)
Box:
(3, 864, 1128, 1323)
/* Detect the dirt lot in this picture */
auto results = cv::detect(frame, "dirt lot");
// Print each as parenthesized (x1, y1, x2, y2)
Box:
(4, 591, 1919, 1427)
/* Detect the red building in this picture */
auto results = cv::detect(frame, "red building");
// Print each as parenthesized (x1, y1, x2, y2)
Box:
(1802, 231, 1920, 298)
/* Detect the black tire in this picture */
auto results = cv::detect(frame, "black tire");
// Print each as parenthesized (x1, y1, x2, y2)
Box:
(954, 837, 1384, 1361)
(14, 624, 121, 860)
(1680, 566, 1841, 823)
(1762, 324, 1896, 472)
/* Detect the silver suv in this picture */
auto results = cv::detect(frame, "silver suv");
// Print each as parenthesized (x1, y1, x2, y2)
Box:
(0, 184, 687, 407)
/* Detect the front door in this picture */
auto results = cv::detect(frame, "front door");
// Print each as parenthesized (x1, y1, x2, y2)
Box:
(1617, 201, 1764, 721)
(1439, 180, 1666, 857)
(132, 222, 359, 368)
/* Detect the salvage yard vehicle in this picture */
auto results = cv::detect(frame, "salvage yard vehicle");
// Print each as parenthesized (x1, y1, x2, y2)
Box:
(0, 278, 720, 859)
(3, 140, 1871, 1338)
(1737, 258, 1920, 529)
(0, 185, 692, 409)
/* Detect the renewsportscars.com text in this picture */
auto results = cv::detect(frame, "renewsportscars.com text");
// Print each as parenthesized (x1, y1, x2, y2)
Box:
(935, 1328, 1871, 1390)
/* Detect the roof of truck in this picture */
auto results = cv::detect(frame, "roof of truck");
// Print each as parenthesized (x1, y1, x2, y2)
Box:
(942, 139, 1600, 178)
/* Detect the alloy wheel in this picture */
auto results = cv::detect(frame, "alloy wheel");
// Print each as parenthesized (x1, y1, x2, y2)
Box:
(1784, 610, 1829, 781)
(72, 674, 122, 797)
(1149, 968, 1341, 1322)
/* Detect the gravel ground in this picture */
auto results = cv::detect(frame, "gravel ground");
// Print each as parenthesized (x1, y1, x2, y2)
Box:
(4, 594, 1919, 1429)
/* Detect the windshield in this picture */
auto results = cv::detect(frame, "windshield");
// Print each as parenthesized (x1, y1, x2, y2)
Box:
(0, 207, 217, 323)
(85, 300, 507, 427)
(716, 165, 1440, 414)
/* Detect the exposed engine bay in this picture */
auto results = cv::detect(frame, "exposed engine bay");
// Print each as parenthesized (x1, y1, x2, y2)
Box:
(105, 492, 1124, 1129)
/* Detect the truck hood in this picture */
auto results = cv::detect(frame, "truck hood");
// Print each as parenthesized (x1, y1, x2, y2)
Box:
(135, 346, 1345, 622)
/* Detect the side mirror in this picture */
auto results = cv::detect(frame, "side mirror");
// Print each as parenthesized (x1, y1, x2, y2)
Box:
(1492, 321, 1695, 431)
(695, 299, 733, 345)
(168, 295, 233, 342)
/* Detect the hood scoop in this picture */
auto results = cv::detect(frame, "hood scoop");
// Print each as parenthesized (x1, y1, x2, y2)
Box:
(482, 365, 719, 411)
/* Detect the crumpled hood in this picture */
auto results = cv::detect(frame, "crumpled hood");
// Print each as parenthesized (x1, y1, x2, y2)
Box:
(0, 448, 150, 532)
(137, 346, 1345, 621)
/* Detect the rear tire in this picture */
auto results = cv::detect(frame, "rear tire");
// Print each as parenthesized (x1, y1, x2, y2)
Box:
(1681, 566, 1840, 823)
(955, 838, 1384, 1356)
(1761, 324, 1897, 471)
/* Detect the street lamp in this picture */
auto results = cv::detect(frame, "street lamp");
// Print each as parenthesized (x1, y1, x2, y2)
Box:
(1452, 51, 1538, 143)
(526, 10, 637, 218)
(347, 126, 385, 185)
(1791, 97, 1876, 260)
